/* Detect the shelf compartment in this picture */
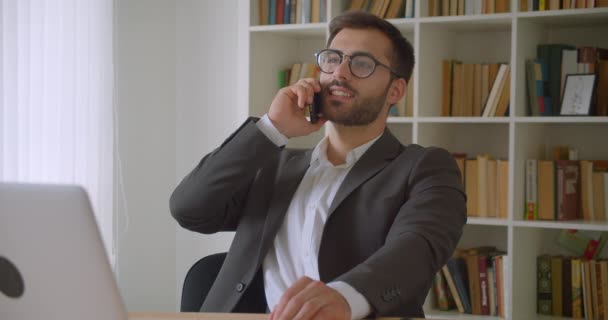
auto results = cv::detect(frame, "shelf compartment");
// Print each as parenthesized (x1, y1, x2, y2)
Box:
(417, 123, 509, 160)
(511, 226, 608, 319)
(249, 32, 326, 117)
(512, 123, 608, 220)
(513, 16, 608, 116)
(418, 23, 512, 117)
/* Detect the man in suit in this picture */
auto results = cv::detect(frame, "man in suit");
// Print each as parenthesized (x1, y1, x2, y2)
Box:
(170, 10, 466, 320)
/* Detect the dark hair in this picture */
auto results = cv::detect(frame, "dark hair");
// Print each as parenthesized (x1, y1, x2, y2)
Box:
(327, 10, 415, 83)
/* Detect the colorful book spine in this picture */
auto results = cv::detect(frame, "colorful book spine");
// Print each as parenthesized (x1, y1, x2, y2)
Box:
(572, 258, 583, 318)
(526, 159, 538, 220)
(537, 255, 552, 315)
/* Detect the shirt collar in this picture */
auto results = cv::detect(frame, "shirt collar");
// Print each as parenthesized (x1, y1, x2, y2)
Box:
(310, 133, 382, 169)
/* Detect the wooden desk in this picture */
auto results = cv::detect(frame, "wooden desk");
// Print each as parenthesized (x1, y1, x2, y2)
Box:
(129, 312, 426, 320)
(130, 312, 267, 320)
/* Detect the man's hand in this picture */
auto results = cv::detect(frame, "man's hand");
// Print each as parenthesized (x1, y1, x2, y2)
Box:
(268, 78, 327, 138)
(270, 277, 351, 320)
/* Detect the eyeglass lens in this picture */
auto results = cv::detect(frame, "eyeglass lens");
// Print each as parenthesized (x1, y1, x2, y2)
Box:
(317, 50, 376, 78)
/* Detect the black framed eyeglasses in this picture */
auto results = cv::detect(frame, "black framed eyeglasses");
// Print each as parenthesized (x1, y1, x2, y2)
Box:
(314, 49, 403, 79)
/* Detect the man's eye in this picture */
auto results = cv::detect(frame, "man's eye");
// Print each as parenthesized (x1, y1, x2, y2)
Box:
(353, 59, 373, 69)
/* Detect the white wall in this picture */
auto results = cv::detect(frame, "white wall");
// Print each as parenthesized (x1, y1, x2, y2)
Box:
(175, 0, 241, 308)
(114, 0, 177, 312)
(115, 0, 241, 312)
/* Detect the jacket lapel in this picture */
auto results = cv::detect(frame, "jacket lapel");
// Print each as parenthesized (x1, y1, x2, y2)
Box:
(327, 129, 403, 214)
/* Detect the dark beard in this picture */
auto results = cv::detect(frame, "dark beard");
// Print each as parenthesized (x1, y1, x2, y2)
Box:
(321, 80, 391, 126)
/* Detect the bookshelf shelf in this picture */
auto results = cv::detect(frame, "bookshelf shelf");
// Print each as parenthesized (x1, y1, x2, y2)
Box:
(386, 116, 415, 123)
(514, 116, 608, 123)
(512, 220, 608, 231)
(419, 14, 513, 31)
(516, 7, 608, 25)
(239, 1, 608, 319)
(467, 217, 509, 226)
(416, 117, 510, 123)
(249, 23, 327, 36)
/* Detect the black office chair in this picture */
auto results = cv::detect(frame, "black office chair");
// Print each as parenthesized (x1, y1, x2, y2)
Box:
(180, 252, 267, 313)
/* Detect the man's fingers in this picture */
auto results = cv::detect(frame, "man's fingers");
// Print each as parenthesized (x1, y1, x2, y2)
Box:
(292, 297, 324, 320)
(272, 277, 314, 319)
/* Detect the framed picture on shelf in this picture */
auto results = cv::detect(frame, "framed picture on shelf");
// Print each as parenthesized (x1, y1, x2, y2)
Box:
(560, 74, 596, 116)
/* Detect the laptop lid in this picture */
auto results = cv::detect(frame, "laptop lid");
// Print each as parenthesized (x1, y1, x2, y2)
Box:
(0, 182, 128, 320)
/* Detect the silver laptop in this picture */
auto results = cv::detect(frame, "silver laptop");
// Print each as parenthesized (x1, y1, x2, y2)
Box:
(0, 182, 128, 320)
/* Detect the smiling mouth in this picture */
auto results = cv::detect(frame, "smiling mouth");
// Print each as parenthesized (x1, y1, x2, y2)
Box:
(331, 90, 353, 97)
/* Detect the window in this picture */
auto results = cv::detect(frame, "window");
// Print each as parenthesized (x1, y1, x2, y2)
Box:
(1, 0, 114, 262)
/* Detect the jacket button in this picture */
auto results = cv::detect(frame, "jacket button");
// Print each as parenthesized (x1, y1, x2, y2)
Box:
(236, 282, 245, 292)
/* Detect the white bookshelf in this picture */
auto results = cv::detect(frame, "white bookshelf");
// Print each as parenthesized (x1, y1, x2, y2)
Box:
(237, 1, 608, 319)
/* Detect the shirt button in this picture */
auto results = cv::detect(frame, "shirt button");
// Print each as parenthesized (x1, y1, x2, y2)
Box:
(235, 282, 245, 292)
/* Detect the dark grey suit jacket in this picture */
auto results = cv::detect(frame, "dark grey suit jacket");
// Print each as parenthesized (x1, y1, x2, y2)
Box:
(170, 118, 467, 317)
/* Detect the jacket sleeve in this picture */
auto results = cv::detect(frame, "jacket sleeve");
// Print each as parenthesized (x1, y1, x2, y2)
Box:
(169, 118, 282, 234)
(335, 146, 467, 316)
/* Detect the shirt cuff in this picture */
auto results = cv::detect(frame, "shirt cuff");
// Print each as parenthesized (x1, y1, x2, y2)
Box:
(327, 281, 371, 320)
(255, 114, 288, 147)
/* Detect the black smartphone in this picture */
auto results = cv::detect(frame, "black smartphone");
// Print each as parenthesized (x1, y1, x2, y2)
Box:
(309, 92, 322, 124)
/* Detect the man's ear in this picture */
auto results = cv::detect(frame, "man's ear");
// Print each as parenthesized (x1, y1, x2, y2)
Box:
(387, 78, 407, 105)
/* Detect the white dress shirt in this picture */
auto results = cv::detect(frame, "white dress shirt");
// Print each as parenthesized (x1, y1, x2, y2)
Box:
(255, 115, 378, 320)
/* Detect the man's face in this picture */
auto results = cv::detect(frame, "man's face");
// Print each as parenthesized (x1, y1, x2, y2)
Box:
(319, 28, 395, 126)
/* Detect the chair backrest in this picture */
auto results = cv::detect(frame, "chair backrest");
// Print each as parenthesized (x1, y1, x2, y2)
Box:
(180, 251, 268, 313)
(180, 252, 227, 312)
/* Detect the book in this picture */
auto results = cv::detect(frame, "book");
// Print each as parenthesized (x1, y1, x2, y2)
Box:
(590, 260, 600, 320)
(497, 160, 509, 219)
(494, 68, 510, 117)
(442, 60, 454, 116)
(465, 253, 482, 314)
(487, 159, 498, 217)
(526, 159, 538, 220)
(442, 264, 465, 313)
(482, 64, 509, 117)
(487, 264, 496, 316)
(593, 172, 606, 221)
(495, 255, 504, 317)
(477, 154, 489, 217)
(433, 271, 451, 310)
(600, 261, 608, 319)
(562, 256, 573, 317)
(451, 62, 464, 116)
(551, 256, 563, 316)
(597, 60, 608, 116)
(466, 159, 478, 217)
(555, 160, 580, 221)
(537, 44, 576, 115)
(583, 261, 594, 320)
(572, 258, 583, 318)
(446, 258, 473, 313)
(537, 255, 552, 315)
(537, 160, 555, 220)
(478, 255, 490, 315)
(580, 160, 595, 221)
(597, 261, 606, 320)
(556, 229, 607, 260)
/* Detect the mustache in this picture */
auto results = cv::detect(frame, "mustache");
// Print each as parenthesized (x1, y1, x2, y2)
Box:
(325, 80, 357, 94)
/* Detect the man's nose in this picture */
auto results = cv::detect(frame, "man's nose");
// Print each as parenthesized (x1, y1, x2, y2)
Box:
(332, 58, 352, 80)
